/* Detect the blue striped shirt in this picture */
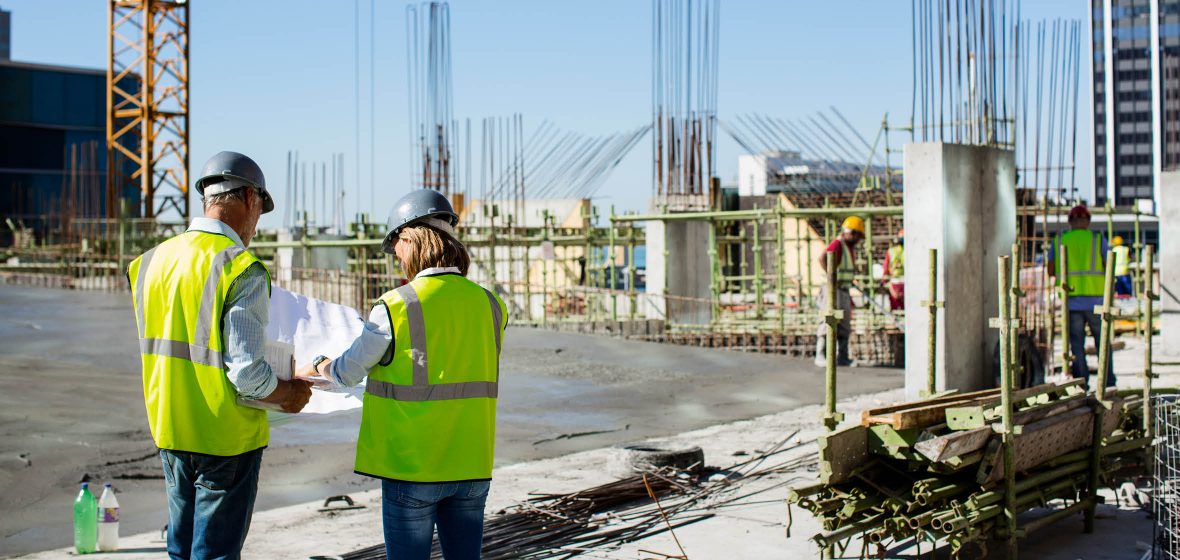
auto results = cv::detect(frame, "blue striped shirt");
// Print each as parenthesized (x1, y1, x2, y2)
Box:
(187, 218, 278, 399)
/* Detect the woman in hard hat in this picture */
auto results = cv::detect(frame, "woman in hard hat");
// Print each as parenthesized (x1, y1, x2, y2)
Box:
(298, 189, 506, 559)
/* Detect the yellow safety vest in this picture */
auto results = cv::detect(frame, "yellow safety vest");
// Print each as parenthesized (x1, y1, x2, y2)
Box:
(129, 231, 271, 456)
(836, 239, 856, 288)
(1112, 245, 1130, 276)
(355, 273, 506, 482)
(1054, 229, 1106, 298)
(887, 244, 905, 279)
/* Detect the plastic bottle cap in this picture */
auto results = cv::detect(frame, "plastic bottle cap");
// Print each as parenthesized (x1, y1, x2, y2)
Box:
(81, 482, 89, 489)
(104, 483, 112, 488)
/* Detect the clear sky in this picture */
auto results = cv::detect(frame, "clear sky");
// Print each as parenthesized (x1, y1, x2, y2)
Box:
(4, 0, 1086, 227)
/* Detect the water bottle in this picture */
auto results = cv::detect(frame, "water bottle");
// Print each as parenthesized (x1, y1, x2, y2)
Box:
(73, 482, 96, 554)
(97, 483, 120, 551)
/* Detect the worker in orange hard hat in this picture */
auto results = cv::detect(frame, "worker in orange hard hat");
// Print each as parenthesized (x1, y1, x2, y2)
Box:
(884, 229, 904, 311)
(815, 216, 865, 368)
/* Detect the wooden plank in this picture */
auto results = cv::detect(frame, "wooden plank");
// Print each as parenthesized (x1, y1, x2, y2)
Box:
(819, 424, 869, 485)
(914, 426, 993, 462)
(862, 380, 1085, 430)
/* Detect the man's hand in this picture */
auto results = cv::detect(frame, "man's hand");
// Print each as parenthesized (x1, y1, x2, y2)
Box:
(295, 359, 336, 389)
(259, 378, 313, 413)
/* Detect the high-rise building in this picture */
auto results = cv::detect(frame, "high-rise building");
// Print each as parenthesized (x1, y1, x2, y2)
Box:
(1091, 0, 1180, 208)
(0, 6, 11, 60)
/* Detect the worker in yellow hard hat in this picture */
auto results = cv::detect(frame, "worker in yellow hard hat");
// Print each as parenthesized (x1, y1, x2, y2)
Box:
(815, 215, 865, 368)
(884, 229, 905, 311)
(1111, 235, 1133, 297)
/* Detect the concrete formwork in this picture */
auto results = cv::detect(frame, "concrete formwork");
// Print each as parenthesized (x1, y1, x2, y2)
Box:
(646, 219, 712, 326)
(1162, 171, 1180, 357)
(903, 143, 1016, 399)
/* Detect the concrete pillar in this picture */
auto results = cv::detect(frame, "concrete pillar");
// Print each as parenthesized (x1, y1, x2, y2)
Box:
(903, 143, 1017, 399)
(1160, 171, 1180, 357)
(645, 219, 712, 327)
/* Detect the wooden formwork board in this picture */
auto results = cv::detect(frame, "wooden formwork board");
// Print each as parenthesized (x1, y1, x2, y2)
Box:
(913, 393, 1090, 463)
(976, 398, 1125, 484)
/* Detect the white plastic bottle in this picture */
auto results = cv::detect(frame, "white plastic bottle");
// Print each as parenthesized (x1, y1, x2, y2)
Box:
(96, 483, 119, 551)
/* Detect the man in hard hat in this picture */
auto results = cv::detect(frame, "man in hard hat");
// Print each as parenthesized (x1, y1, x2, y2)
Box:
(884, 229, 905, 311)
(1111, 235, 1133, 297)
(815, 216, 865, 368)
(1048, 204, 1114, 388)
(130, 151, 313, 558)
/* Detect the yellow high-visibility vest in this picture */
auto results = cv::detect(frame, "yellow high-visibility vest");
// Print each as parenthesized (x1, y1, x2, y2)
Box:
(836, 240, 856, 288)
(1112, 245, 1130, 276)
(129, 230, 270, 456)
(355, 273, 506, 482)
(1054, 230, 1106, 298)
(887, 244, 905, 279)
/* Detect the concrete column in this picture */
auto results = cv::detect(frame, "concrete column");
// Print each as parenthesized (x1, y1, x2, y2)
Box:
(1160, 171, 1180, 357)
(903, 143, 1017, 399)
(645, 218, 712, 327)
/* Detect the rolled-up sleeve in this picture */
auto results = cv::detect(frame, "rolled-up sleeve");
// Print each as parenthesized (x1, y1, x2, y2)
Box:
(330, 304, 393, 388)
(222, 263, 279, 400)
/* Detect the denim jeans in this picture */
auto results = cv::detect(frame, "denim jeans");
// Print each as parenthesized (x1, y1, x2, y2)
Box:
(381, 479, 490, 560)
(159, 448, 263, 560)
(1068, 310, 1116, 388)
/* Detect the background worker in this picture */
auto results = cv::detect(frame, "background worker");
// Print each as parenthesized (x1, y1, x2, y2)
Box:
(129, 151, 313, 559)
(883, 229, 905, 311)
(297, 190, 506, 560)
(1048, 204, 1115, 388)
(815, 216, 865, 368)
(1111, 235, 1133, 297)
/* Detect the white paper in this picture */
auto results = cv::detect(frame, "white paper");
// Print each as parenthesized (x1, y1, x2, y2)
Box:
(262, 286, 368, 415)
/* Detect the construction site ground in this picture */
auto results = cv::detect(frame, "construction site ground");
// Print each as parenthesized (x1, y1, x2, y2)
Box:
(1, 283, 1167, 559)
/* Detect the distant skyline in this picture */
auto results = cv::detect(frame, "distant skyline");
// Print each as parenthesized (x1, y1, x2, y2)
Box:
(3, 0, 1086, 226)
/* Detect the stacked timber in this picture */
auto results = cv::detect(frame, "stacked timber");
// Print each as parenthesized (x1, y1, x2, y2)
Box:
(788, 380, 1150, 554)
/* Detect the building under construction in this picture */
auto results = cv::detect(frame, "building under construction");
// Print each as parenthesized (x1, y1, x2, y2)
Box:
(2, 0, 1180, 558)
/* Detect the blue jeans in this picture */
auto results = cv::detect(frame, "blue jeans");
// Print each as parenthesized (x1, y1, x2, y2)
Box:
(381, 479, 490, 560)
(1068, 310, 1116, 388)
(159, 448, 263, 560)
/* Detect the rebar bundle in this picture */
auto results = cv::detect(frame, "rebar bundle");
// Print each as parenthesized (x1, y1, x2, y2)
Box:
(1015, 18, 1082, 203)
(336, 433, 816, 559)
(652, 0, 719, 209)
(911, 0, 1018, 148)
(406, 1, 455, 195)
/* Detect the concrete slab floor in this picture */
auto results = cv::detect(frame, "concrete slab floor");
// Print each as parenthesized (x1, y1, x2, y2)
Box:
(0, 284, 902, 557)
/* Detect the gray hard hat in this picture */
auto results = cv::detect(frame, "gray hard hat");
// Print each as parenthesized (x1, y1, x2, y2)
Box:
(195, 151, 274, 214)
(381, 189, 460, 254)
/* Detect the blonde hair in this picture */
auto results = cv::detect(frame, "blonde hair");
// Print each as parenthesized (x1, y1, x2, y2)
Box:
(396, 225, 470, 279)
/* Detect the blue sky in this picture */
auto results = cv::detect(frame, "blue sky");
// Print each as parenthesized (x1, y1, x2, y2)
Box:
(5, 0, 1086, 227)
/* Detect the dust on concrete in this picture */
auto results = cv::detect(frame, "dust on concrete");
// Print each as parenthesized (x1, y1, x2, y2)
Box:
(0, 284, 902, 557)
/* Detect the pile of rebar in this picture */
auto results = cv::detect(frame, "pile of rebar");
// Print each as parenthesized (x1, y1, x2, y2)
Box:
(789, 380, 1152, 556)
(336, 432, 816, 559)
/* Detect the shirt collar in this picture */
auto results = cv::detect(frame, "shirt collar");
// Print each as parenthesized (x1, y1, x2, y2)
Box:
(188, 217, 246, 248)
(415, 266, 461, 279)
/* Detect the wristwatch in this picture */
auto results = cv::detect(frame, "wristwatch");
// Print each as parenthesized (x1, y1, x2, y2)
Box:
(311, 355, 330, 377)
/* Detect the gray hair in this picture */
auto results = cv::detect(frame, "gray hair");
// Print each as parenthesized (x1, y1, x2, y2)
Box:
(203, 187, 251, 211)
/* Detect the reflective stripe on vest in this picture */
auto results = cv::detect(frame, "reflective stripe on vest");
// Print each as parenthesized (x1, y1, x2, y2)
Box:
(130, 231, 270, 456)
(365, 283, 503, 402)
